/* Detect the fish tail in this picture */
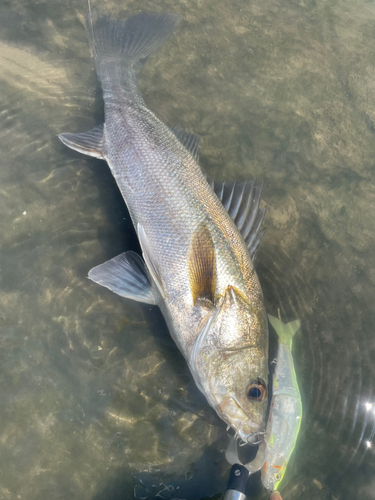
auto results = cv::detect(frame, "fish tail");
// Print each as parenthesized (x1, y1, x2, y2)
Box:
(268, 315, 301, 347)
(84, 10, 181, 92)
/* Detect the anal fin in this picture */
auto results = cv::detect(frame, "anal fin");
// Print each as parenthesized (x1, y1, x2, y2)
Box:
(58, 124, 104, 159)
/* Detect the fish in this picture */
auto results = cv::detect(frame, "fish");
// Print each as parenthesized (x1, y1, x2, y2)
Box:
(225, 315, 301, 489)
(261, 314, 302, 491)
(58, 10, 268, 443)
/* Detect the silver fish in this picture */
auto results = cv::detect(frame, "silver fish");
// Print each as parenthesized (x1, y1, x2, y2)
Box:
(59, 11, 268, 442)
(226, 314, 301, 494)
(262, 314, 302, 491)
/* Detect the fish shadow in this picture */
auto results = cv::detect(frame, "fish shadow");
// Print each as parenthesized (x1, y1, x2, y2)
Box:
(90, 439, 265, 500)
(89, 447, 225, 500)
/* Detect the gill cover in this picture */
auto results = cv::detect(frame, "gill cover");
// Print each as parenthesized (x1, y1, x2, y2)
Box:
(188, 281, 268, 440)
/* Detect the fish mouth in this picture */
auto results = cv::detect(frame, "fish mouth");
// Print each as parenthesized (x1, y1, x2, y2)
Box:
(218, 395, 265, 443)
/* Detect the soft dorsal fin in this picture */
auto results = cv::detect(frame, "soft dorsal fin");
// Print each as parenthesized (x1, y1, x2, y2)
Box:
(88, 251, 156, 304)
(188, 225, 216, 305)
(171, 126, 200, 161)
(58, 124, 104, 159)
(209, 179, 266, 259)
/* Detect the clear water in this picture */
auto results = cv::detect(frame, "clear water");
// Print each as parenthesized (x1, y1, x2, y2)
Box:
(1, 0, 375, 499)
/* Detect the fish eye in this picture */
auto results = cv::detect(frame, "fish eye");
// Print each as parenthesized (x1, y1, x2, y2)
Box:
(275, 473, 281, 481)
(246, 379, 266, 401)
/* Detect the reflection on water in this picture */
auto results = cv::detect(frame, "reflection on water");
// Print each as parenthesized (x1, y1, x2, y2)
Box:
(0, 0, 375, 499)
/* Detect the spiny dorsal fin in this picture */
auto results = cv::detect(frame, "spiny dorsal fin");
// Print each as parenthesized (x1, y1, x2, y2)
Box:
(208, 179, 266, 260)
(171, 126, 201, 161)
(188, 225, 216, 304)
(58, 124, 104, 159)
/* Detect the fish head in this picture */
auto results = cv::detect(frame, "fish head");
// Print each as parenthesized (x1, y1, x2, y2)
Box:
(261, 454, 287, 491)
(192, 286, 268, 443)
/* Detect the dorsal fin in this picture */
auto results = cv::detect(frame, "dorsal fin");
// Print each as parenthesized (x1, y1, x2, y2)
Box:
(208, 179, 266, 259)
(171, 126, 200, 161)
(188, 225, 216, 304)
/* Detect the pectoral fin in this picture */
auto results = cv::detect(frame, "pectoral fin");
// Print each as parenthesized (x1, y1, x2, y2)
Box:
(88, 251, 156, 304)
(58, 124, 104, 159)
(188, 225, 216, 305)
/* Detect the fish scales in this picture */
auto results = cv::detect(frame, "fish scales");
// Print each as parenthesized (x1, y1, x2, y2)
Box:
(104, 97, 267, 370)
(59, 11, 268, 442)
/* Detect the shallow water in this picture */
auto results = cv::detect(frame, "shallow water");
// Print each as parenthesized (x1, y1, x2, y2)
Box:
(1, 0, 375, 499)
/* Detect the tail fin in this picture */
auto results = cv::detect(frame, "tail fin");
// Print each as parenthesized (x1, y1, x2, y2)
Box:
(84, 11, 181, 90)
(268, 314, 301, 347)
